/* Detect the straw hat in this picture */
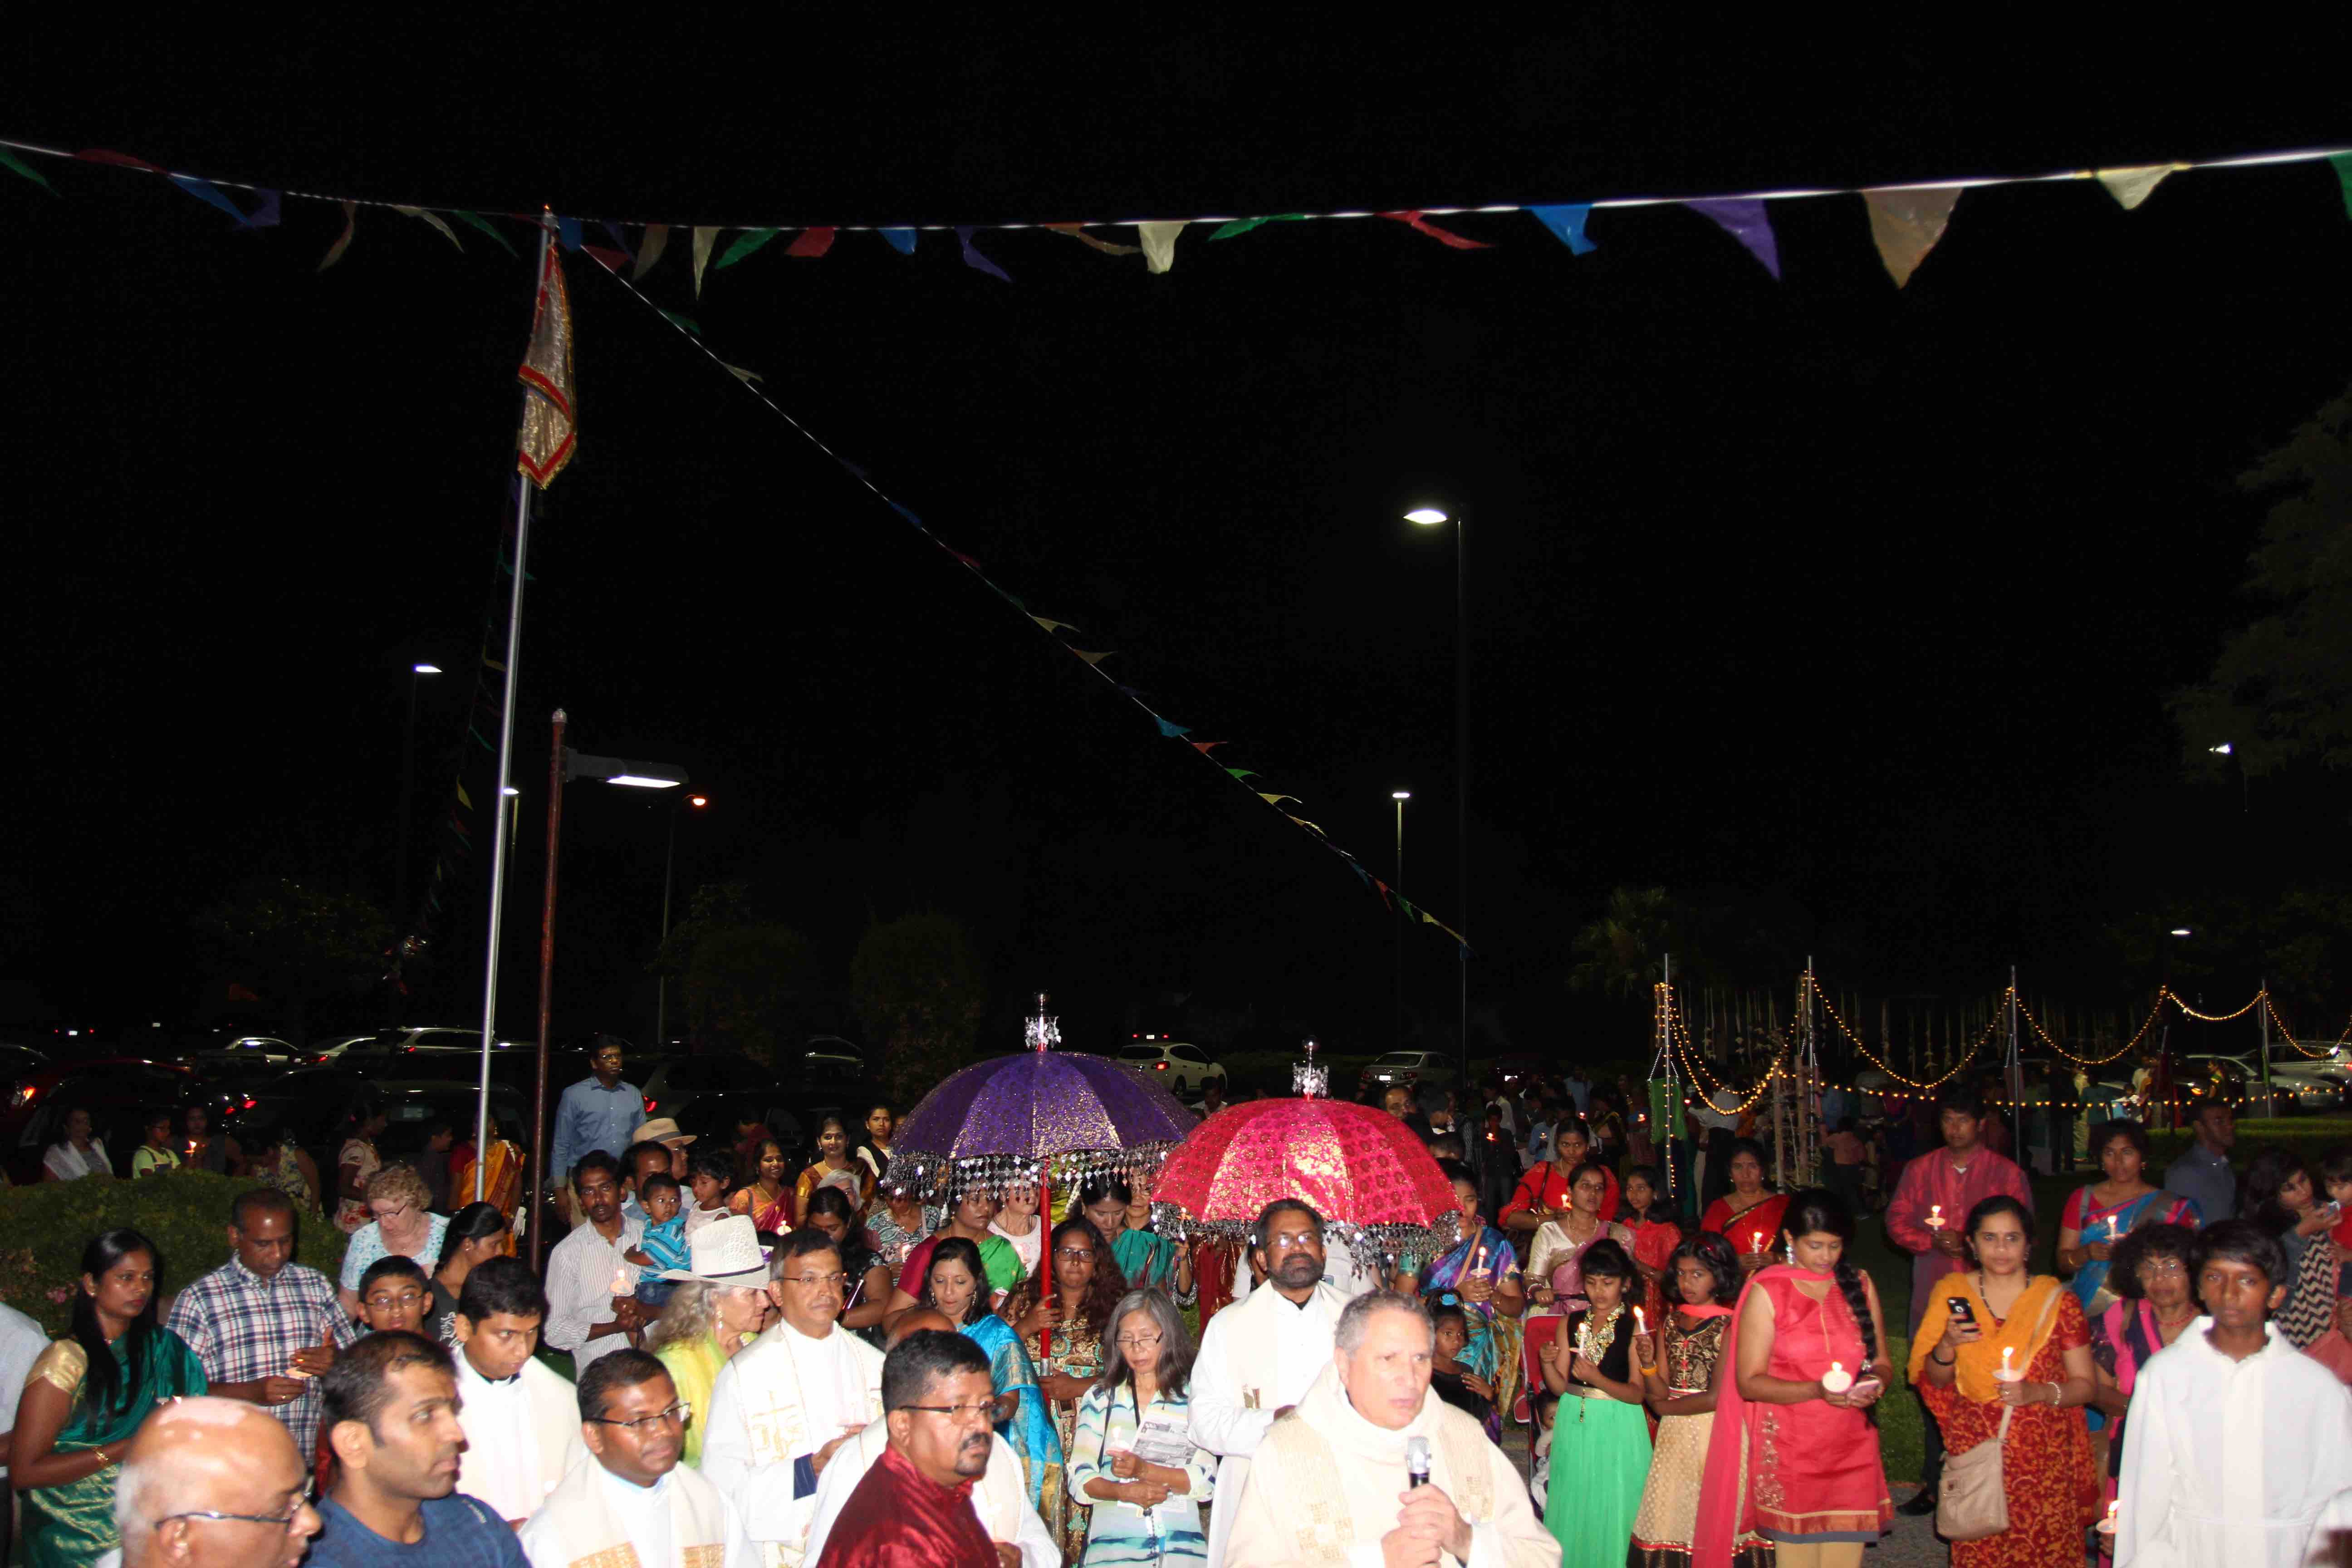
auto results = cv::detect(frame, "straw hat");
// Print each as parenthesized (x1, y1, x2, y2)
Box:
(659, 1214, 771, 1285)
(632, 1117, 697, 1147)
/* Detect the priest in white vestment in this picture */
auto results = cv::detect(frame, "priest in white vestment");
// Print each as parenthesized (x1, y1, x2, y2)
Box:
(2117, 1222, 2352, 1568)
(804, 1308, 1057, 1568)
(520, 1349, 756, 1568)
(452, 1257, 588, 1524)
(1191, 1201, 1352, 1568)
(701, 1231, 886, 1568)
(1225, 1292, 1556, 1568)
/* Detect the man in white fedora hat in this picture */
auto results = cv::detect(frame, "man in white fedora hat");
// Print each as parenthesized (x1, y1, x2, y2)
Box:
(701, 1229, 884, 1568)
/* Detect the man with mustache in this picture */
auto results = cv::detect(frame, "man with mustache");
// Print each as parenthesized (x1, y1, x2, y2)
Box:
(813, 1331, 1000, 1568)
(803, 1311, 1054, 1568)
(701, 1230, 884, 1568)
(518, 1350, 753, 1568)
(1191, 1200, 1351, 1568)
(303, 1333, 528, 1568)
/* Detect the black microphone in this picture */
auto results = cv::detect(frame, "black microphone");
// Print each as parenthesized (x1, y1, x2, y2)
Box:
(1406, 1435, 1431, 1489)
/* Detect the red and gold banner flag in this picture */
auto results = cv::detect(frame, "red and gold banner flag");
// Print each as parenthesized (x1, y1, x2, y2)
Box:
(516, 243, 576, 488)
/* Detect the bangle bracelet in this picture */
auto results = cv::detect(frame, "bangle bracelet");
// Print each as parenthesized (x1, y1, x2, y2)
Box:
(1930, 1350, 1955, 1366)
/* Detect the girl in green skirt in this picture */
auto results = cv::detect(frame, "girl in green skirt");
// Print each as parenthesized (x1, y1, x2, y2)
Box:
(1539, 1235, 1651, 1568)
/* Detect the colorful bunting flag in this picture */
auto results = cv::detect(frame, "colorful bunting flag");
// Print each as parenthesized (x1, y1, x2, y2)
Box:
(1381, 211, 1490, 250)
(76, 148, 163, 172)
(717, 227, 781, 268)
(556, 215, 582, 251)
(1137, 220, 1188, 274)
(633, 222, 668, 277)
(657, 309, 701, 336)
(2096, 165, 2176, 211)
(691, 226, 719, 294)
(881, 228, 918, 254)
(1190, 741, 1225, 754)
(453, 210, 517, 255)
(1258, 792, 1301, 807)
(583, 245, 632, 274)
(1071, 648, 1115, 666)
(0, 148, 55, 192)
(1031, 616, 1079, 633)
(1045, 223, 1140, 255)
(1684, 197, 1780, 279)
(1153, 717, 1191, 738)
(956, 226, 1011, 281)
(245, 190, 280, 228)
(788, 226, 837, 258)
(1862, 187, 1960, 287)
(1529, 203, 1597, 255)
(1225, 767, 1258, 781)
(725, 363, 764, 383)
(170, 175, 253, 227)
(1209, 214, 1306, 241)
(318, 200, 358, 271)
(392, 205, 464, 250)
(2331, 153, 2352, 218)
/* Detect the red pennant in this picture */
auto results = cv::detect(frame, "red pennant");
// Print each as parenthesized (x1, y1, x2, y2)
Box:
(77, 148, 164, 172)
(1190, 740, 1225, 754)
(787, 227, 837, 258)
(582, 244, 632, 273)
(1379, 211, 1490, 250)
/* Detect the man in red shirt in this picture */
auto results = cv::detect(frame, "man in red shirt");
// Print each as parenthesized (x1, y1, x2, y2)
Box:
(815, 1331, 1001, 1568)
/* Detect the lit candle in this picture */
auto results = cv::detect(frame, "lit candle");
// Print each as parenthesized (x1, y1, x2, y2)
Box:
(2099, 1500, 2118, 1536)
(1470, 1244, 1487, 1275)
(1927, 1203, 1944, 1229)
(1999, 1345, 2015, 1380)
(1634, 1305, 1648, 1336)
(1752, 1229, 1765, 1254)
(612, 1266, 630, 1295)
(1820, 1360, 1853, 1394)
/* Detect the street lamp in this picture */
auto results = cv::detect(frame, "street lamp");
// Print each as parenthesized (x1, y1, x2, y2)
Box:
(656, 792, 712, 1047)
(1392, 792, 1410, 1049)
(394, 662, 443, 921)
(1402, 505, 1470, 1083)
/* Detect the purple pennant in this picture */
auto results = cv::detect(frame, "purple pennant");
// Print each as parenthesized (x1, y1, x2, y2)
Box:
(246, 189, 281, 228)
(956, 225, 1011, 282)
(1684, 197, 1780, 279)
(892, 1051, 1198, 1170)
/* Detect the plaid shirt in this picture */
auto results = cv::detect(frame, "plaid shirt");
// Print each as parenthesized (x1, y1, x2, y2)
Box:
(164, 1254, 358, 1457)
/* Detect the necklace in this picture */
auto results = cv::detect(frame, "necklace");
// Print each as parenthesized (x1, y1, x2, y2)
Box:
(2154, 1307, 2197, 1329)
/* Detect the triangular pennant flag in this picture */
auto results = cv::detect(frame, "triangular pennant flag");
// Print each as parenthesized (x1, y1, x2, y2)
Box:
(76, 148, 164, 172)
(1286, 814, 1327, 836)
(1371, 878, 1393, 911)
(1396, 895, 1417, 920)
(1153, 717, 1191, 739)
(455, 782, 474, 810)
(1071, 648, 1115, 666)
(716, 227, 781, 268)
(880, 227, 918, 254)
(1225, 767, 1258, 781)
(956, 226, 1011, 281)
(0, 148, 55, 192)
(1137, 220, 1188, 274)
(245, 189, 280, 227)
(1349, 861, 1372, 886)
(691, 225, 719, 294)
(1528, 203, 1597, 255)
(170, 175, 253, 227)
(1684, 197, 1780, 279)
(1030, 616, 1078, 634)
(1257, 792, 1301, 807)
(582, 245, 632, 273)
(786, 226, 836, 258)
(1862, 187, 1960, 287)
(633, 222, 669, 277)
(1189, 740, 1225, 754)
(2327, 153, 2352, 219)
(555, 215, 583, 251)
(2095, 165, 2176, 211)
(392, 205, 464, 250)
(602, 220, 631, 254)
(657, 309, 702, 336)
(451, 210, 517, 255)
(724, 363, 764, 384)
(1209, 214, 1306, 241)
(318, 200, 358, 271)
(1044, 222, 1141, 255)
(1421, 909, 1439, 926)
(1380, 211, 1490, 250)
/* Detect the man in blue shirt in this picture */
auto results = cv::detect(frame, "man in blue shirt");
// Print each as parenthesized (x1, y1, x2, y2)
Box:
(549, 1040, 644, 1228)
(2163, 1098, 2238, 1223)
(305, 1331, 529, 1568)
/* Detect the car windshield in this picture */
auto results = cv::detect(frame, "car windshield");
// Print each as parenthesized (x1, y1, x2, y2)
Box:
(1374, 1052, 1422, 1066)
(1120, 1046, 1161, 1059)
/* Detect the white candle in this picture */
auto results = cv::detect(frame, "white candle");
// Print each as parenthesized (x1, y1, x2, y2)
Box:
(1927, 1203, 1944, 1230)
(612, 1266, 630, 1294)
(2098, 1500, 2118, 1536)
(1820, 1360, 1853, 1394)
(1634, 1305, 1648, 1336)
(1752, 1229, 1766, 1253)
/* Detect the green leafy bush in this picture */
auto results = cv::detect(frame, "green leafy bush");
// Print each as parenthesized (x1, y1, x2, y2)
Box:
(0, 1174, 349, 1336)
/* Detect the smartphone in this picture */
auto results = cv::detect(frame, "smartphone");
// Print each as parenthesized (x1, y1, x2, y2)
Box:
(1849, 1376, 1884, 1401)
(1946, 1296, 1975, 1324)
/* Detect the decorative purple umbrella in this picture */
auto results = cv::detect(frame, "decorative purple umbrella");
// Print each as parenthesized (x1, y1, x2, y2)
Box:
(882, 996, 1199, 1200)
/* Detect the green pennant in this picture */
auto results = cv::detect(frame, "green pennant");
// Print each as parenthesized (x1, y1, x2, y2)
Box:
(716, 227, 782, 268)
(451, 210, 518, 255)
(1210, 214, 1305, 241)
(1224, 766, 1258, 781)
(657, 309, 703, 337)
(2332, 153, 2352, 220)
(0, 148, 55, 194)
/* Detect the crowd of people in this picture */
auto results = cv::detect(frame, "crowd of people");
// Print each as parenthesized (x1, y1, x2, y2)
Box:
(12, 1047, 2352, 1568)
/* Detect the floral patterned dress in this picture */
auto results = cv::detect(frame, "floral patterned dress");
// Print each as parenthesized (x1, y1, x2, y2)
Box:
(1919, 1289, 2099, 1566)
(1630, 1311, 1746, 1568)
(1025, 1308, 1107, 1564)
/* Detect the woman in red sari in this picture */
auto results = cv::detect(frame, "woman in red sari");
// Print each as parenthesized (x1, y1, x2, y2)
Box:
(1699, 1139, 1789, 1278)
(1694, 1188, 1892, 1568)
(1907, 1194, 2098, 1567)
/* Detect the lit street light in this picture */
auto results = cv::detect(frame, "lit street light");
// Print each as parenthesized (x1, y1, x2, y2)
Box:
(1402, 505, 1470, 1084)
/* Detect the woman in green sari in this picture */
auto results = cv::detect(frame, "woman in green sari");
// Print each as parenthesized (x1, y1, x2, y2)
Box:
(10, 1228, 208, 1568)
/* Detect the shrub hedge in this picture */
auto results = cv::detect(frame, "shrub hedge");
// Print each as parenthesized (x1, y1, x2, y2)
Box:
(0, 1174, 349, 1336)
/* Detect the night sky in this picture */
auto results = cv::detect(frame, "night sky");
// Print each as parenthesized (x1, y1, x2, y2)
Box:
(7, 27, 2352, 1063)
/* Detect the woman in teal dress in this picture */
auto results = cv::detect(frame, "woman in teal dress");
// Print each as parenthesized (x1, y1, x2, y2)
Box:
(1066, 1288, 1215, 1565)
(1079, 1176, 1196, 1305)
(922, 1236, 1065, 1512)
(11, 1228, 208, 1568)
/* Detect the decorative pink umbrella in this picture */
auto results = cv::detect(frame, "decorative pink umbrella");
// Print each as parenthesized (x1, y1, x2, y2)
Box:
(1149, 1056, 1461, 1261)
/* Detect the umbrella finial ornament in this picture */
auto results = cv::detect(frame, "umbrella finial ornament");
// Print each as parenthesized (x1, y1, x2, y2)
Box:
(1293, 1036, 1328, 1099)
(1025, 993, 1061, 1054)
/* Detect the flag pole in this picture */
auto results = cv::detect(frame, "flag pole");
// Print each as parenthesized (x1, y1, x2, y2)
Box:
(476, 217, 553, 1198)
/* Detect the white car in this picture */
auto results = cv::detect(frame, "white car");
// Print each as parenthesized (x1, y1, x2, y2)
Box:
(2187, 1045, 2350, 1112)
(1117, 1037, 1224, 1097)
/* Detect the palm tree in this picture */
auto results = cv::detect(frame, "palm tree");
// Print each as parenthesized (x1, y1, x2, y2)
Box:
(1569, 887, 1680, 999)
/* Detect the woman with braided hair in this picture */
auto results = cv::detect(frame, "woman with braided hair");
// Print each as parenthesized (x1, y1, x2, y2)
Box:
(1693, 1188, 1893, 1568)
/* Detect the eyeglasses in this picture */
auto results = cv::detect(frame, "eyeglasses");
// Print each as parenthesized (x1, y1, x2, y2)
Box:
(1115, 1333, 1163, 1352)
(158, 1487, 314, 1535)
(902, 1398, 1007, 1426)
(780, 1271, 850, 1289)
(589, 1401, 691, 1432)
(1053, 1248, 1096, 1261)
(1264, 1233, 1321, 1252)
(2139, 1260, 2187, 1277)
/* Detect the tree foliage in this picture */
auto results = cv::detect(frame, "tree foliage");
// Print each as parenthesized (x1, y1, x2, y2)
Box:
(195, 876, 393, 1036)
(850, 912, 986, 1104)
(1568, 886, 1681, 998)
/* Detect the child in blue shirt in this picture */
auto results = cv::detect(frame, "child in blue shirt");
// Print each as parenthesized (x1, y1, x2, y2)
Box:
(624, 1173, 688, 1308)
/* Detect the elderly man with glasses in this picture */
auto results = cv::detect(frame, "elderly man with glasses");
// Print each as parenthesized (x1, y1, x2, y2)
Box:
(113, 1396, 322, 1568)
(519, 1350, 752, 1568)
(701, 1230, 885, 1568)
(813, 1330, 1005, 1568)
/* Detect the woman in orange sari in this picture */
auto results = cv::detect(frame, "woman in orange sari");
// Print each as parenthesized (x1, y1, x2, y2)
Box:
(1694, 1188, 1892, 1568)
(729, 1137, 794, 1232)
(1907, 1194, 2098, 1567)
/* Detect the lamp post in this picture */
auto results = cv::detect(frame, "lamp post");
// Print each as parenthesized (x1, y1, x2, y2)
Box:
(394, 663, 441, 921)
(656, 792, 710, 1048)
(1392, 791, 1410, 1050)
(1405, 506, 1469, 1084)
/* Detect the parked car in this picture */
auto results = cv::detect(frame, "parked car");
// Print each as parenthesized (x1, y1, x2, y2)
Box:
(2, 1058, 217, 1184)
(1117, 1038, 1225, 1097)
(185, 1036, 307, 1079)
(1356, 1049, 1458, 1102)
(220, 1068, 530, 1186)
(2186, 1046, 2349, 1113)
